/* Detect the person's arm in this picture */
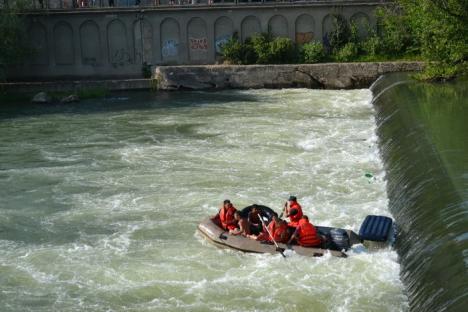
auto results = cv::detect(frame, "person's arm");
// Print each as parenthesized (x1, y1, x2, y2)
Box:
(230, 228, 241, 235)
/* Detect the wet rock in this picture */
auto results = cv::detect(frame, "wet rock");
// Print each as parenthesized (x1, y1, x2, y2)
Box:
(60, 94, 80, 103)
(31, 92, 51, 103)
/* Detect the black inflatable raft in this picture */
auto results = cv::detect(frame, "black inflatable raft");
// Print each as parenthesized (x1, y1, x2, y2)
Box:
(197, 205, 394, 258)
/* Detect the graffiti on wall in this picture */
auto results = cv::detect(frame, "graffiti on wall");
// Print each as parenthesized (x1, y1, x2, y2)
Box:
(162, 40, 179, 58)
(189, 37, 208, 51)
(111, 48, 132, 67)
(295, 32, 314, 44)
(215, 35, 230, 54)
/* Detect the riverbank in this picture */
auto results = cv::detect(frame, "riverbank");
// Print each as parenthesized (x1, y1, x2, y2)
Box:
(0, 62, 424, 99)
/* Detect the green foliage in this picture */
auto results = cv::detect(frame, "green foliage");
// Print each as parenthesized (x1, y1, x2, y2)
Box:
(220, 37, 256, 65)
(142, 62, 152, 78)
(334, 42, 359, 62)
(301, 41, 326, 63)
(221, 33, 296, 65)
(377, 0, 468, 80)
(250, 33, 272, 64)
(267, 37, 296, 64)
(360, 32, 381, 57)
(328, 15, 351, 52)
(0, 2, 31, 80)
(220, 37, 244, 65)
(375, 7, 416, 56)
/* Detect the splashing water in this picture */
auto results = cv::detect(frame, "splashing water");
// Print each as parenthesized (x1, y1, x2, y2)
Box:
(0, 89, 407, 311)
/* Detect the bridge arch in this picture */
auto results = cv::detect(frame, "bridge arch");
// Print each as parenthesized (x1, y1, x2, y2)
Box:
(53, 21, 74, 65)
(241, 16, 261, 42)
(214, 16, 234, 55)
(80, 20, 101, 65)
(160, 18, 180, 63)
(28, 22, 48, 65)
(187, 17, 209, 63)
(295, 14, 315, 44)
(107, 19, 130, 66)
(268, 15, 288, 38)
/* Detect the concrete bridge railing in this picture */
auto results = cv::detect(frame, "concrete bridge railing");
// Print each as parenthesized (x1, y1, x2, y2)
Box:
(2, 0, 386, 10)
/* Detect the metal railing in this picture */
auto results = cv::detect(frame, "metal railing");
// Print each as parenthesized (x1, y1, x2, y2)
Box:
(2, 0, 377, 11)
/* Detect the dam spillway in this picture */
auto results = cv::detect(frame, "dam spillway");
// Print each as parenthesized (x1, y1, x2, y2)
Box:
(372, 74, 468, 311)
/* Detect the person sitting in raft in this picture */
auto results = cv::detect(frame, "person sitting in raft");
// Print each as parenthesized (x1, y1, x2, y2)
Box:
(211, 199, 238, 231)
(248, 205, 263, 235)
(252, 215, 290, 243)
(287, 215, 321, 247)
(229, 211, 251, 236)
(283, 195, 303, 227)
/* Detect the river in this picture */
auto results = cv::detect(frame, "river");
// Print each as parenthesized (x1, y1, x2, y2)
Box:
(1, 88, 405, 311)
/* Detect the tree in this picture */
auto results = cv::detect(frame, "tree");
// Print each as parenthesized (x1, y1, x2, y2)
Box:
(395, 0, 468, 80)
(0, 1, 31, 80)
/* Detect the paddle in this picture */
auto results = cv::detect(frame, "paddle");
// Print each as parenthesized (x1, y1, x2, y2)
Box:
(279, 201, 287, 219)
(259, 216, 286, 258)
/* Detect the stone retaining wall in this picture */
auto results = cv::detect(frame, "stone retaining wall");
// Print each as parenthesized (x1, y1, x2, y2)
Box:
(154, 62, 424, 90)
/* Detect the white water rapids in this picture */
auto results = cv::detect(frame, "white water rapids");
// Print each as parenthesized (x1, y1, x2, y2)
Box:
(0, 89, 408, 311)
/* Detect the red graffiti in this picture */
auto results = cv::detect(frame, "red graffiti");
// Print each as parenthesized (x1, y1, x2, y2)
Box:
(189, 37, 208, 50)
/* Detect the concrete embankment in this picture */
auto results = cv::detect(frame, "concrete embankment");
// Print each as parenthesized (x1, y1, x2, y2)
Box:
(154, 62, 424, 90)
(0, 79, 151, 94)
(0, 62, 423, 95)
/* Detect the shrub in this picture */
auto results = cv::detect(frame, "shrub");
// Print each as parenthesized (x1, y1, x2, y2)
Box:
(360, 35, 381, 57)
(302, 41, 326, 63)
(268, 37, 296, 64)
(375, 7, 414, 56)
(250, 33, 272, 64)
(328, 15, 351, 52)
(334, 42, 359, 62)
(220, 37, 245, 64)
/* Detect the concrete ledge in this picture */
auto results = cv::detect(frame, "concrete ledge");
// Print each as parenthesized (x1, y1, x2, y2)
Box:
(0, 79, 152, 93)
(154, 62, 425, 90)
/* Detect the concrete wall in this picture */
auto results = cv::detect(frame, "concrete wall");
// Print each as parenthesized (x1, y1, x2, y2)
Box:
(8, 2, 381, 80)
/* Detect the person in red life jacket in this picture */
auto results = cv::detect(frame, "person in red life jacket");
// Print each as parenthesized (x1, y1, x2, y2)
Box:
(229, 211, 251, 236)
(248, 205, 262, 235)
(211, 199, 238, 231)
(287, 215, 321, 247)
(283, 195, 303, 227)
(251, 215, 290, 243)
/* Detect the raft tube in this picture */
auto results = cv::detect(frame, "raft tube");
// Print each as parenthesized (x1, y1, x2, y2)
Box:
(197, 217, 362, 258)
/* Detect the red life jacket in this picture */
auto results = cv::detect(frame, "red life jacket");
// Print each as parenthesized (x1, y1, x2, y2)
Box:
(288, 202, 303, 224)
(297, 219, 321, 247)
(220, 206, 237, 230)
(272, 222, 289, 243)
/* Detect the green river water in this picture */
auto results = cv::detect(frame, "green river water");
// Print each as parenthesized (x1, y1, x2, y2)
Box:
(1, 89, 407, 311)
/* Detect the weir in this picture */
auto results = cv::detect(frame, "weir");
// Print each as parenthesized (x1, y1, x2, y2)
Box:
(372, 74, 468, 311)
(5, 1, 383, 80)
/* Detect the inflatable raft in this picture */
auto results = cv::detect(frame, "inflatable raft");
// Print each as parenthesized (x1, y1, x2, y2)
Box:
(197, 205, 395, 258)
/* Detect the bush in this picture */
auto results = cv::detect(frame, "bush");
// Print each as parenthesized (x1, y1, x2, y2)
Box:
(220, 37, 245, 64)
(302, 41, 326, 63)
(334, 42, 359, 62)
(268, 37, 296, 64)
(250, 33, 272, 64)
(328, 15, 351, 52)
(360, 35, 381, 57)
(375, 7, 415, 56)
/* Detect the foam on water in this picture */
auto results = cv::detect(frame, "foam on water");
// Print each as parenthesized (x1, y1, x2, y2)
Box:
(0, 89, 407, 311)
